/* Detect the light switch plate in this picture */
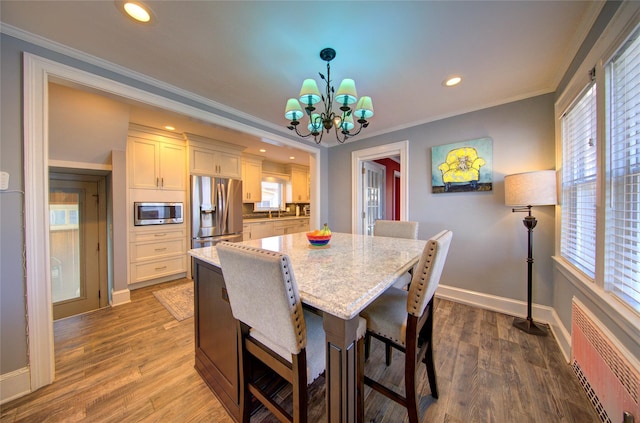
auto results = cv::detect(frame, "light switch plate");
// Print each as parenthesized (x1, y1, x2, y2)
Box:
(0, 171, 9, 190)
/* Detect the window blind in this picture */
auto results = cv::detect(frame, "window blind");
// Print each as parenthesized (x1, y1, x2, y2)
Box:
(561, 83, 598, 278)
(606, 29, 640, 311)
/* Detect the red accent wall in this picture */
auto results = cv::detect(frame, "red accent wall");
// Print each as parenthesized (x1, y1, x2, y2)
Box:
(374, 158, 400, 220)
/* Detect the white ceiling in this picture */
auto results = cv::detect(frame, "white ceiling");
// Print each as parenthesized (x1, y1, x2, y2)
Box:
(1, 1, 601, 158)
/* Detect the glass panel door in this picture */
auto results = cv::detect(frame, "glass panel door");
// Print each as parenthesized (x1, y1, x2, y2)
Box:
(363, 161, 386, 235)
(49, 178, 101, 319)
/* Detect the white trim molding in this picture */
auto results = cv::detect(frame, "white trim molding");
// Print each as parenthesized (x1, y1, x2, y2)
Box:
(351, 140, 409, 234)
(0, 367, 31, 405)
(111, 288, 131, 306)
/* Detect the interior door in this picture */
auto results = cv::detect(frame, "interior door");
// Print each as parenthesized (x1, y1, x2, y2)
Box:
(361, 161, 386, 235)
(49, 177, 102, 319)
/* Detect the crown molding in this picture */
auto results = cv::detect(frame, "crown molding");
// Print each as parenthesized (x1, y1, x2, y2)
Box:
(0, 23, 292, 139)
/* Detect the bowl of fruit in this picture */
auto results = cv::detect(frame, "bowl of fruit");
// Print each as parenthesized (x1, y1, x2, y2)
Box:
(306, 223, 332, 247)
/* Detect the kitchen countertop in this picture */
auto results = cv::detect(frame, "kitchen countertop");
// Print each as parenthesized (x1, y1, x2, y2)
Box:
(243, 215, 310, 223)
(188, 232, 426, 319)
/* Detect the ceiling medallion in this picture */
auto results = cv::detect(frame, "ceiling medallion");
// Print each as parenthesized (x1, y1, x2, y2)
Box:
(284, 48, 374, 144)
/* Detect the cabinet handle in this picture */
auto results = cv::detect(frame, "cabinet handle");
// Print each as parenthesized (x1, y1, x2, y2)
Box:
(155, 247, 167, 251)
(154, 233, 167, 237)
(161, 177, 164, 188)
(155, 266, 167, 271)
(156, 177, 160, 187)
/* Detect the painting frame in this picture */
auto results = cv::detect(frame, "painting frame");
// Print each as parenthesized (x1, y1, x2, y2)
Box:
(431, 137, 493, 193)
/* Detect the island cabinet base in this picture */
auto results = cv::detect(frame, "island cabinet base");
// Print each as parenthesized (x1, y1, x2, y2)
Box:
(193, 258, 240, 422)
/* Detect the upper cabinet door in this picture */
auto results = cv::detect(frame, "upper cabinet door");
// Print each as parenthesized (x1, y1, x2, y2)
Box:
(241, 158, 262, 203)
(186, 134, 244, 179)
(159, 142, 186, 190)
(216, 150, 242, 179)
(189, 147, 218, 176)
(129, 137, 160, 189)
(128, 134, 185, 191)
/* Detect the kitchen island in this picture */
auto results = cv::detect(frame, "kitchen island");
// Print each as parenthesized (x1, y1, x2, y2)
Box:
(189, 232, 427, 422)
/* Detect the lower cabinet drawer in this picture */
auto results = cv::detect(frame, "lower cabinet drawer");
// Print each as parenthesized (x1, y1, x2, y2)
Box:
(130, 256, 187, 284)
(131, 239, 185, 261)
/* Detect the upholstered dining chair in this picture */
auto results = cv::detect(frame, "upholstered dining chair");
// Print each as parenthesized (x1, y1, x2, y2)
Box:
(373, 220, 419, 289)
(216, 242, 366, 423)
(361, 230, 453, 423)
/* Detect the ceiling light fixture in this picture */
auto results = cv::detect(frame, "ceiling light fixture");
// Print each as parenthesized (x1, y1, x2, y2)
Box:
(123, 1, 151, 23)
(444, 76, 462, 87)
(284, 48, 374, 145)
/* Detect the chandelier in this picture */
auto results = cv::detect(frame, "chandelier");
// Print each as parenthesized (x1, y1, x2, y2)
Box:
(284, 48, 374, 144)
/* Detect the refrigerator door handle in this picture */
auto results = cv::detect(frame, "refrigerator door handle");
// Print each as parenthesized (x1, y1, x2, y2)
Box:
(218, 182, 228, 235)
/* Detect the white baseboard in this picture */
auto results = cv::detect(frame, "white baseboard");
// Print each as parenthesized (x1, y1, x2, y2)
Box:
(111, 288, 131, 306)
(436, 284, 571, 361)
(0, 367, 30, 405)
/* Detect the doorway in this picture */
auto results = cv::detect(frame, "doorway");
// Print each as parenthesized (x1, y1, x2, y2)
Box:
(351, 141, 409, 234)
(49, 173, 108, 319)
(362, 161, 386, 235)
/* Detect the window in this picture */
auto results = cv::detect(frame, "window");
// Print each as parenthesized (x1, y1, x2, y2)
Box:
(253, 175, 286, 211)
(561, 83, 598, 278)
(559, 24, 640, 314)
(605, 30, 640, 311)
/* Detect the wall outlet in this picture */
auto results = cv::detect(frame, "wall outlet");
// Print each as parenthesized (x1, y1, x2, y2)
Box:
(0, 171, 9, 190)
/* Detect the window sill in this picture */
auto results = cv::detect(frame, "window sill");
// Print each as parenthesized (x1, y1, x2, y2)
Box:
(552, 256, 640, 348)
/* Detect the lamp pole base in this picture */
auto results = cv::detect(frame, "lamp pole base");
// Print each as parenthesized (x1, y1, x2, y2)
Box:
(513, 317, 548, 336)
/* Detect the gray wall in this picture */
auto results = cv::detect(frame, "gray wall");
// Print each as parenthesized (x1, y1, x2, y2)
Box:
(327, 94, 556, 306)
(1, 33, 29, 374)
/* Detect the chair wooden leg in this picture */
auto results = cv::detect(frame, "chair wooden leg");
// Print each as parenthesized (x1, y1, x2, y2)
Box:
(364, 332, 371, 360)
(291, 353, 308, 423)
(385, 341, 393, 366)
(424, 340, 438, 399)
(238, 324, 252, 423)
(423, 300, 438, 398)
(405, 315, 420, 423)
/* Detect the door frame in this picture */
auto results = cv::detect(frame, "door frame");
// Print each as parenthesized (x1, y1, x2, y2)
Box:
(23, 52, 321, 390)
(351, 141, 409, 234)
(49, 172, 109, 317)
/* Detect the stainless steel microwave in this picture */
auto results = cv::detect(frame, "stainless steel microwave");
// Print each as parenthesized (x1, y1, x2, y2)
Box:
(134, 202, 183, 226)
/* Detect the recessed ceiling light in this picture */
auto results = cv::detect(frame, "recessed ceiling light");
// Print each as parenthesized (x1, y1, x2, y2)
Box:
(289, 156, 296, 160)
(164, 125, 175, 131)
(444, 76, 462, 87)
(123, 1, 152, 23)
(259, 149, 266, 153)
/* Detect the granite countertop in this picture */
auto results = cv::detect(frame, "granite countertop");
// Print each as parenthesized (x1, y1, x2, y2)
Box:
(189, 232, 426, 320)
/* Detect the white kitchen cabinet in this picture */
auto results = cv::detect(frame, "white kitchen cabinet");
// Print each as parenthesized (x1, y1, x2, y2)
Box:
(128, 133, 186, 191)
(243, 218, 309, 240)
(287, 164, 310, 203)
(185, 133, 244, 179)
(241, 156, 263, 203)
(129, 226, 187, 285)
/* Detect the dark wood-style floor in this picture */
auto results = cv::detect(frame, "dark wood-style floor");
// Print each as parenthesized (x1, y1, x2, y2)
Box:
(1, 279, 600, 423)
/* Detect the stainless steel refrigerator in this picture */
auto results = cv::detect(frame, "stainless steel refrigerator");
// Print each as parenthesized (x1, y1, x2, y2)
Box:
(191, 175, 243, 248)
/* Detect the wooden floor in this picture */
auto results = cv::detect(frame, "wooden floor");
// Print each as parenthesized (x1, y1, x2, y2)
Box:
(1, 279, 600, 423)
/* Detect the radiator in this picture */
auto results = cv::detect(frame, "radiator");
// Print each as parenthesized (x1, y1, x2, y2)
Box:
(572, 298, 640, 423)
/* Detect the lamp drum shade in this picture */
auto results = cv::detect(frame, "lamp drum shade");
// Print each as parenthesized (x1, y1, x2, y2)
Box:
(355, 96, 374, 119)
(299, 79, 321, 105)
(504, 170, 557, 206)
(335, 78, 358, 105)
(284, 98, 304, 121)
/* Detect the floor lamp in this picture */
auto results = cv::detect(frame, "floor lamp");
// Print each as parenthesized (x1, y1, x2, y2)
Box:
(504, 170, 557, 336)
